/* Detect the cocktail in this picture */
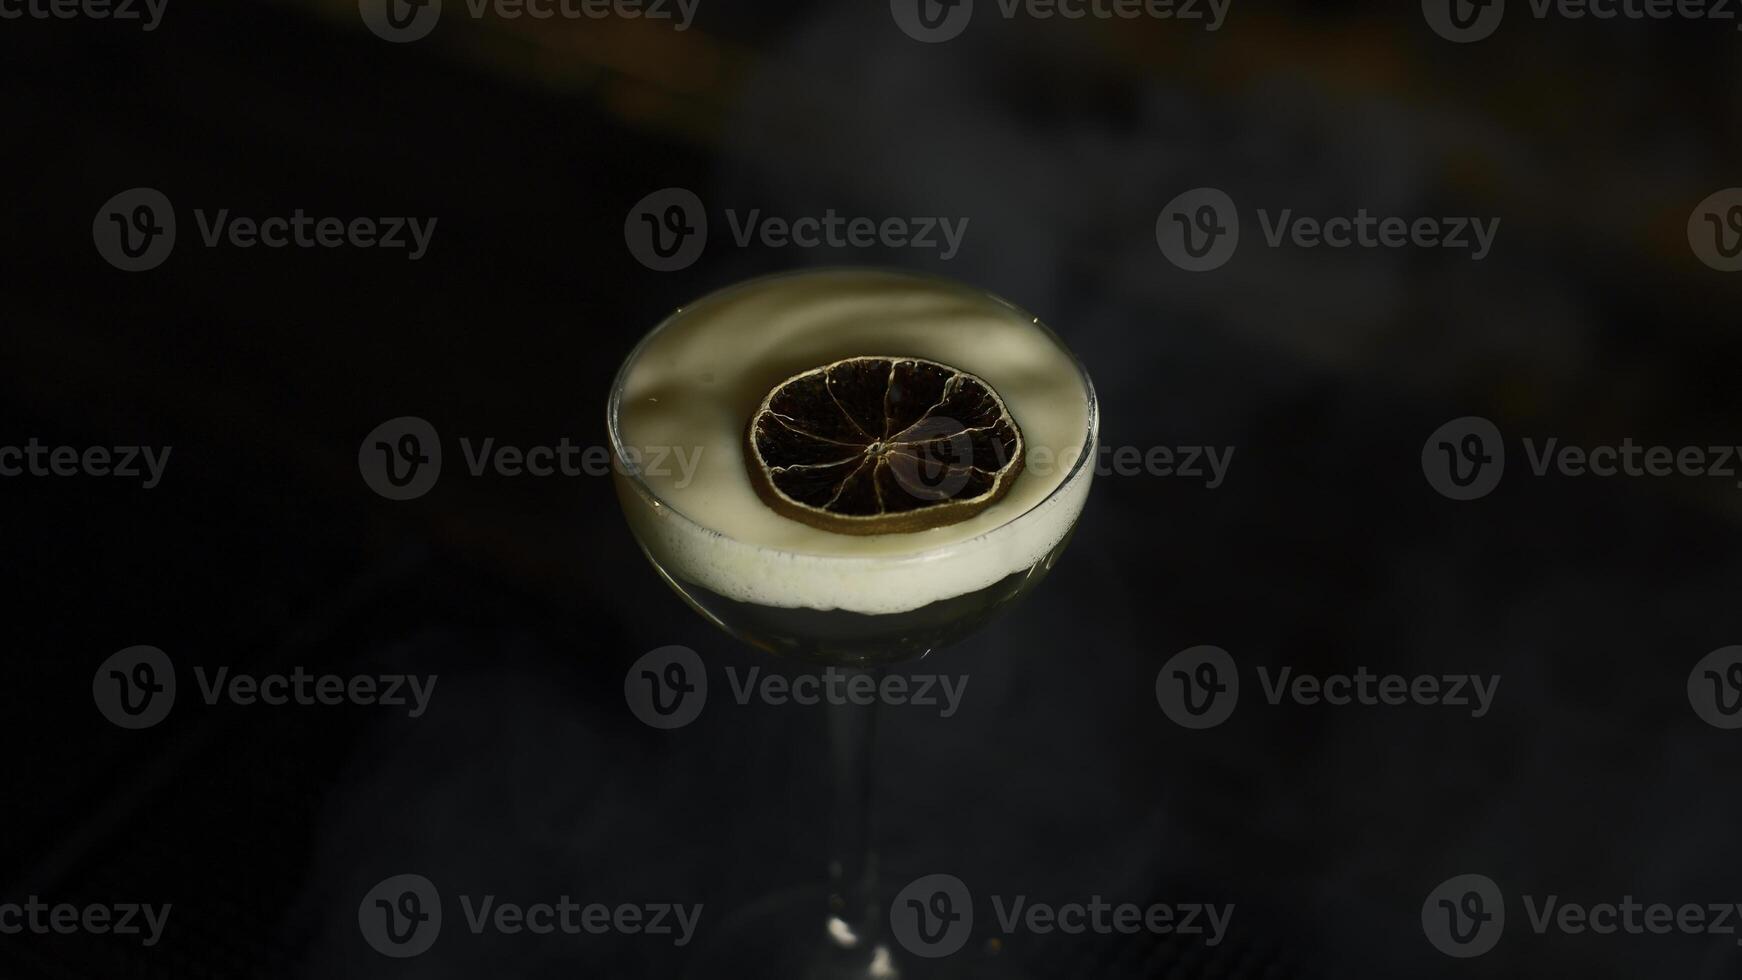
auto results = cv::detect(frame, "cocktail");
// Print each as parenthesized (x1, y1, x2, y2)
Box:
(608, 268, 1098, 977)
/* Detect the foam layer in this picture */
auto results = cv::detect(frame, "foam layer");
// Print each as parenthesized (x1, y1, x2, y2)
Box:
(610, 269, 1096, 614)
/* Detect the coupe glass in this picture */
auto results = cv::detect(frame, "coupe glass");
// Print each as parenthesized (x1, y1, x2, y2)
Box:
(607, 270, 1098, 978)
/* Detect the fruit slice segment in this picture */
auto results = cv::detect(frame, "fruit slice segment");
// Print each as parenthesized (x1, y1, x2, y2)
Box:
(745, 356, 1025, 535)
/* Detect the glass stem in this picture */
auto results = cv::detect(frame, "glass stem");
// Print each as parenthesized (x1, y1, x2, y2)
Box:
(825, 665, 882, 952)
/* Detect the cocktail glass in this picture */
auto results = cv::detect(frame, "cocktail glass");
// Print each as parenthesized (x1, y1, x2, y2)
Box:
(607, 270, 1098, 978)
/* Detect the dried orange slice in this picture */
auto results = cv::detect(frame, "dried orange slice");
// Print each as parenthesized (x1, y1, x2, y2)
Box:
(745, 356, 1025, 535)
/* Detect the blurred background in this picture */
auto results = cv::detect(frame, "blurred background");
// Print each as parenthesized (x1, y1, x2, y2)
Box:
(4, 0, 1742, 976)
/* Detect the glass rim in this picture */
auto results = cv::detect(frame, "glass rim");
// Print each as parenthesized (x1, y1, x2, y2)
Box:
(605, 265, 1100, 565)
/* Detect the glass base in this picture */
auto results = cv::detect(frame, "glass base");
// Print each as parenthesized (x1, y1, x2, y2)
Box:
(681, 885, 1030, 980)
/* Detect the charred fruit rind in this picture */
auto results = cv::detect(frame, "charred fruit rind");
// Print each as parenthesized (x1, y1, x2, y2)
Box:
(745, 356, 1026, 535)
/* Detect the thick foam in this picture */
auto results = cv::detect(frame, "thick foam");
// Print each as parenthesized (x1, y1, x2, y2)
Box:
(611, 269, 1096, 614)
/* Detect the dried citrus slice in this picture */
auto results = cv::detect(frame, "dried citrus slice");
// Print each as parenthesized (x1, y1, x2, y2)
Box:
(745, 356, 1025, 535)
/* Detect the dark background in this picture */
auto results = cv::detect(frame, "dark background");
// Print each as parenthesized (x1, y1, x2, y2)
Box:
(5, 1, 1742, 977)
